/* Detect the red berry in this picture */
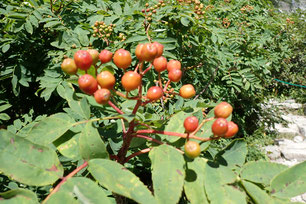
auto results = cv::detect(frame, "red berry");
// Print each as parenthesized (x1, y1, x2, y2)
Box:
(94, 88, 111, 104)
(184, 116, 199, 133)
(113, 49, 132, 69)
(224, 121, 238, 138)
(99, 49, 113, 64)
(142, 43, 157, 62)
(147, 86, 163, 100)
(179, 84, 195, 99)
(152, 42, 164, 57)
(74, 50, 93, 70)
(184, 141, 201, 159)
(211, 118, 228, 136)
(61, 58, 78, 75)
(78, 74, 98, 95)
(168, 69, 182, 82)
(97, 71, 116, 89)
(214, 102, 233, 118)
(167, 60, 181, 72)
(153, 56, 167, 72)
(87, 49, 99, 65)
(121, 71, 142, 91)
(135, 44, 145, 62)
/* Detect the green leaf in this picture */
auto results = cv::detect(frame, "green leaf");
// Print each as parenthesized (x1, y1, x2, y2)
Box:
(215, 139, 247, 169)
(68, 97, 91, 120)
(44, 21, 61, 28)
(149, 145, 185, 204)
(26, 113, 75, 145)
(24, 20, 33, 34)
(111, 2, 122, 15)
(45, 191, 79, 204)
(56, 132, 81, 160)
(2, 44, 10, 53)
(270, 161, 306, 198)
(0, 113, 10, 121)
(0, 103, 12, 112)
(180, 17, 190, 26)
(164, 111, 191, 142)
(79, 122, 109, 161)
(124, 35, 147, 44)
(49, 177, 113, 204)
(204, 161, 246, 204)
(0, 130, 63, 186)
(241, 180, 277, 204)
(88, 159, 156, 204)
(184, 158, 209, 204)
(0, 188, 39, 204)
(29, 15, 39, 28)
(240, 161, 288, 186)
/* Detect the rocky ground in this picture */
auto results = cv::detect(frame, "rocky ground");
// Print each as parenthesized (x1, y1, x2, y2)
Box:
(262, 99, 306, 203)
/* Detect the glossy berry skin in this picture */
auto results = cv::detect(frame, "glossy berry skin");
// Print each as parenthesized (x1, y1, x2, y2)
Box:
(153, 56, 167, 72)
(74, 50, 93, 70)
(121, 71, 141, 91)
(214, 102, 233, 118)
(99, 49, 113, 64)
(147, 86, 163, 100)
(78, 74, 98, 95)
(180, 84, 195, 99)
(113, 49, 132, 69)
(97, 71, 116, 89)
(212, 118, 228, 136)
(152, 42, 164, 57)
(184, 141, 201, 159)
(142, 43, 157, 62)
(87, 49, 99, 65)
(224, 121, 238, 138)
(94, 88, 111, 104)
(61, 58, 78, 75)
(135, 44, 145, 61)
(168, 69, 182, 82)
(184, 116, 199, 133)
(167, 60, 181, 72)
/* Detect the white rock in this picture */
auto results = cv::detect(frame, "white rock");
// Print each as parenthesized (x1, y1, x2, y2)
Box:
(273, 123, 300, 137)
(273, 158, 299, 167)
(294, 136, 304, 143)
(264, 145, 281, 160)
(302, 193, 306, 202)
(281, 148, 306, 161)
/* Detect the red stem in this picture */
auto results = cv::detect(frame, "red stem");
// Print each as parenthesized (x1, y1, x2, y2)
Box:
(135, 129, 212, 142)
(42, 161, 88, 203)
(134, 134, 163, 145)
(163, 80, 171, 92)
(108, 100, 124, 114)
(124, 148, 151, 163)
(142, 64, 153, 75)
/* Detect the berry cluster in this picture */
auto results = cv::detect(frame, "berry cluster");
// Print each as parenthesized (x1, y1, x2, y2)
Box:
(183, 102, 238, 159)
(141, 1, 166, 22)
(92, 21, 116, 39)
(61, 43, 238, 161)
(61, 42, 196, 107)
(177, 0, 205, 19)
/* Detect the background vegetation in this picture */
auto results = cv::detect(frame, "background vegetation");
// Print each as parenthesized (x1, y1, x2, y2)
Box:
(0, 0, 305, 203)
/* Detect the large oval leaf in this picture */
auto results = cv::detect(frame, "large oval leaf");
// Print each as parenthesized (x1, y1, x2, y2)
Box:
(26, 113, 75, 145)
(88, 159, 156, 204)
(149, 145, 185, 204)
(184, 158, 209, 204)
(240, 161, 288, 186)
(48, 177, 113, 204)
(0, 188, 39, 204)
(79, 122, 109, 160)
(0, 130, 63, 186)
(270, 161, 306, 198)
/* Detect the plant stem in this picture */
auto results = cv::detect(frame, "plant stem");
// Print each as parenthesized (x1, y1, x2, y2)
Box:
(189, 117, 215, 137)
(72, 116, 125, 126)
(124, 148, 151, 163)
(142, 64, 153, 75)
(108, 100, 124, 114)
(42, 161, 88, 204)
(133, 134, 163, 145)
(163, 80, 171, 92)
